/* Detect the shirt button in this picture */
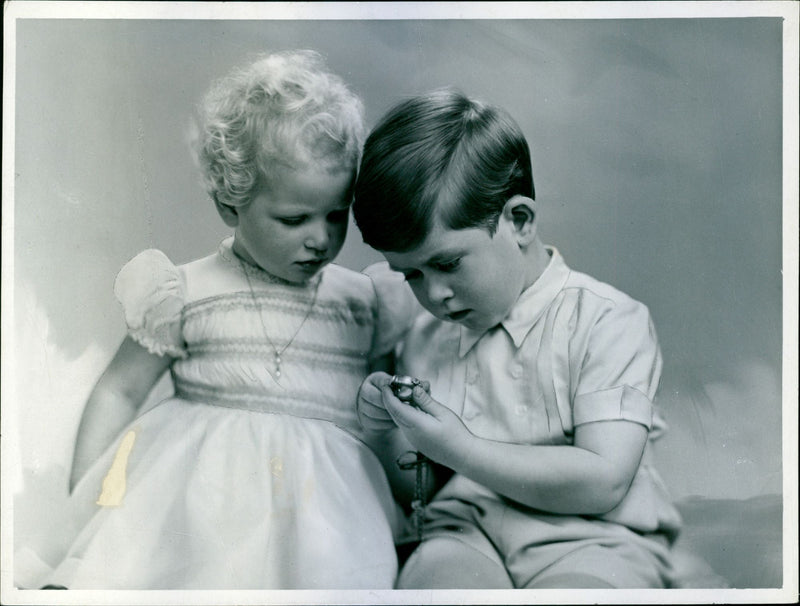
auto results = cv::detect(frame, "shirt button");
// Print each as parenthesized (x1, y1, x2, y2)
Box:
(511, 365, 523, 379)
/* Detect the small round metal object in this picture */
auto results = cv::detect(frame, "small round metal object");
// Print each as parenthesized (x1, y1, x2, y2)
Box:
(390, 375, 424, 403)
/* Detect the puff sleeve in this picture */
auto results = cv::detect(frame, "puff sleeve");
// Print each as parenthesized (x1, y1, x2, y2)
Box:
(113, 249, 187, 358)
(363, 261, 423, 358)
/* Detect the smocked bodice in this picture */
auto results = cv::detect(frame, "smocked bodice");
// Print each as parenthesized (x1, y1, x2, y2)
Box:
(113, 238, 418, 435)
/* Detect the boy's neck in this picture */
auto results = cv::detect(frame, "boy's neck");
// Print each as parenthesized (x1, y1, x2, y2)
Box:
(520, 237, 551, 292)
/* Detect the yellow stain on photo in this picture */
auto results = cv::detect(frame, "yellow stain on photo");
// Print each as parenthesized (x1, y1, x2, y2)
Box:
(96, 430, 137, 507)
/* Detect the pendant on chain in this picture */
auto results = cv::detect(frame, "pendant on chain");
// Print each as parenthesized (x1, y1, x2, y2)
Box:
(239, 256, 318, 384)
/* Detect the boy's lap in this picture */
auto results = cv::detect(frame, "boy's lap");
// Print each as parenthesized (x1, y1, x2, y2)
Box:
(518, 541, 668, 588)
(398, 530, 669, 589)
(414, 488, 673, 588)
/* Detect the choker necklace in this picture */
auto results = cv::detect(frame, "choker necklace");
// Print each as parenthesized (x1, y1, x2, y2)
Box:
(240, 258, 319, 380)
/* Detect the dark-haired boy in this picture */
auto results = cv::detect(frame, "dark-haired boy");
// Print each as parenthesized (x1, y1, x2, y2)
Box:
(353, 89, 681, 589)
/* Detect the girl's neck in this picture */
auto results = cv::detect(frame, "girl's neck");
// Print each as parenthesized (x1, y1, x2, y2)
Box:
(220, 237, 319, 288)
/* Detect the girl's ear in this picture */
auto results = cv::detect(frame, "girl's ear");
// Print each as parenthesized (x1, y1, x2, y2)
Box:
(502, 195, 537, 246)
(215, 198, 240, 228)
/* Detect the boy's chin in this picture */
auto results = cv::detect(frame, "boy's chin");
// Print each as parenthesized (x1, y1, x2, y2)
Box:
(442, 311, 494, 332)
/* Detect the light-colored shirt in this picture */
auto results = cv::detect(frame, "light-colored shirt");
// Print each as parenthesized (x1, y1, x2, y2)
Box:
(396, 247, 682, 539)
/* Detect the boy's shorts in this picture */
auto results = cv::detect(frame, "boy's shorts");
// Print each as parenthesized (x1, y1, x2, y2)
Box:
(415, 475, 676, 588)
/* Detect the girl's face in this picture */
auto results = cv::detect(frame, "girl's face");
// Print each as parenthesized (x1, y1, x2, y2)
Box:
(232, 165, 354, 284)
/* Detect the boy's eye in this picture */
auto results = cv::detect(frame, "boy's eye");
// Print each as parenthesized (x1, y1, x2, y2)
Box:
(403, 269, 423, 282)
(434, 258, 461, 273)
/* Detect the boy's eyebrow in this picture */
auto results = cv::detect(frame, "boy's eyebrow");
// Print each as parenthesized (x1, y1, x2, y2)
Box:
(389, 249, 464, 273)
(425, 249, 464, 265)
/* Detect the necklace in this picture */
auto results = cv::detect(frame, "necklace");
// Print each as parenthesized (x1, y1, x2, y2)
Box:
(240, 258, 319, 380)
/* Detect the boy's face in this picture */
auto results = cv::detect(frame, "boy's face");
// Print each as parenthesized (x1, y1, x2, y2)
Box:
(231, 165, 353, 284)
(383, 215, 531, 333)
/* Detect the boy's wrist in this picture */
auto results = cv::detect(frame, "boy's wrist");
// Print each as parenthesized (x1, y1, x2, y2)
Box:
(441, 426, 477, 473)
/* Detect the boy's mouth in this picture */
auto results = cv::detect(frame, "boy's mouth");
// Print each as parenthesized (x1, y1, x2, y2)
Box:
(446, 309, 471, 322)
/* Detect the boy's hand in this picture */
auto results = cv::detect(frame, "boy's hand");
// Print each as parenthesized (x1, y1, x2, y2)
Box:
(381, 384, 472, 468)
(357, 372, 398, 432)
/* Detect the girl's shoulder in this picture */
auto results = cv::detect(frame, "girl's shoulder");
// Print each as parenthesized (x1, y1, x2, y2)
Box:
(320, 263, 374, 296)
(116, 248, 185, 300)
(115, 246, 228, 309)
(178, 245, 249, 304)
(319, 262, 417, 314)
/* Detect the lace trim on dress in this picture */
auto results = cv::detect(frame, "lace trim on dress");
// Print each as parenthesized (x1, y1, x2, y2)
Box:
(217, 237, 322, 290)
(129, 326, 187, 358)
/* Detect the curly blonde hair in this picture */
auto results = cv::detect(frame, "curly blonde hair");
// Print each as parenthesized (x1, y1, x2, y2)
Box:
(193, 50, 365, 208)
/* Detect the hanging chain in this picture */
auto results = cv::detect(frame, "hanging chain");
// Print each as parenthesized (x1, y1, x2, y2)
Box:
(240, 258, 318, 380)
(397, 451, 430, 542)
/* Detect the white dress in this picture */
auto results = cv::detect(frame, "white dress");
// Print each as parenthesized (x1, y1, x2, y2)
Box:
(35, 238, 415, 589)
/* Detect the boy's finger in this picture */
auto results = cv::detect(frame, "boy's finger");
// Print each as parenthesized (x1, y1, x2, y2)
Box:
(381, 385, 426, 428)
(359, 407, 393, 422)
(357, 403, 395, 428)
(369, 371, 394, 388)
(359, 395, 384, 410)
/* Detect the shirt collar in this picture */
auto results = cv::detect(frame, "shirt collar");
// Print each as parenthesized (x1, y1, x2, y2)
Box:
(458, 247, 570, 357)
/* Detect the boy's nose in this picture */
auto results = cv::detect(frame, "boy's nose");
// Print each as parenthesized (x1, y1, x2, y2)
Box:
(426, 278, 453, 305)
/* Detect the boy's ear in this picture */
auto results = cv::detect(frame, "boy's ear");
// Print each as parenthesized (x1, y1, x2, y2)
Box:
(502, 195, 537, 246)
(215, 199, 240, 228)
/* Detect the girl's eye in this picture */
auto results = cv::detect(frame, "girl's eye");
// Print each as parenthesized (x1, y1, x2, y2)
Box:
(403, 269, 422, 282)
(278, 216, 307, 226)
(435, 258, 461, 273)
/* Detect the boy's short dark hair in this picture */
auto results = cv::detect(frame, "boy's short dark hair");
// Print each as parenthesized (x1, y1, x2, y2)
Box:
(353, 88, 534, 252)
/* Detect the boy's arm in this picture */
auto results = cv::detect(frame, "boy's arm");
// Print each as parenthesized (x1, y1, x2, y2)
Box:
(358, 372, 447, 508)
(69, 336, 172, 492)
(383, 385, 647, 515)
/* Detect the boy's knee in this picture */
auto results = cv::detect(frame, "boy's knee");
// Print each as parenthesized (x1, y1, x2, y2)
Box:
(397, 537, 513, 589)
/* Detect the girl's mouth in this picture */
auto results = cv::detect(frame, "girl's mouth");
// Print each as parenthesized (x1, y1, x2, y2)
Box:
(296, 258, 326, 271)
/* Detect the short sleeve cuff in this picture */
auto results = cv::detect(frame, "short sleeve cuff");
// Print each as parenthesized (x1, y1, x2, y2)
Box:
(573, 385, 653, 429)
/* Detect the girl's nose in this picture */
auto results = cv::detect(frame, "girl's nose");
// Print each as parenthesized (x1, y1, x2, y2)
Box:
(304, 222, 330, 252)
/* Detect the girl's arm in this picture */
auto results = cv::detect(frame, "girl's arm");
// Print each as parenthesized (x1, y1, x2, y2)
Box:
(69, 335, 172, 492)
(382, 385, 647, 515)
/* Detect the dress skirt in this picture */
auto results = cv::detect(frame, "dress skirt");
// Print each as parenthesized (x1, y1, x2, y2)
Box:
(43, 398, 401, 589)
